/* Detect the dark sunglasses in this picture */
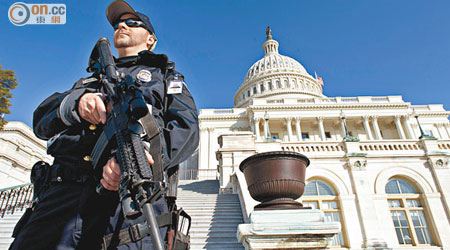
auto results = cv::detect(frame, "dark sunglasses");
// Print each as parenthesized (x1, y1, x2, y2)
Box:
(113, 18, 147, 30)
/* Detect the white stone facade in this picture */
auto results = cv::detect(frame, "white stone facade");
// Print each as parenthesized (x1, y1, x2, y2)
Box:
(197, 29, 450, 249)
(0, 122, 53, 188)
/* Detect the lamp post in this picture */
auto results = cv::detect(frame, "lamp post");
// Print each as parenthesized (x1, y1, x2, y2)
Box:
(340, 110, 359, 142)
(413, 110, 437, 140)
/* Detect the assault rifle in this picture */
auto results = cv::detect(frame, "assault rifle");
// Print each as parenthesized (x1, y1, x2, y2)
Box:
(87, 37, 165, 250)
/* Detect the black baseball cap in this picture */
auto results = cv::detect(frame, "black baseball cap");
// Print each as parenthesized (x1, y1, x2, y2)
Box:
(106, 0, 156, 35)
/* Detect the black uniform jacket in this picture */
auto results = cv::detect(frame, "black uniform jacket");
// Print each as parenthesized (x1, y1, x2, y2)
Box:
(33, 50, 199, 173)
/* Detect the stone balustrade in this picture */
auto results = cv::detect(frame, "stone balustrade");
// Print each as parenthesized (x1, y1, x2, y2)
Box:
(437, 140, 450, 150)
(281, 142, 344, 154)
(359, 140, 423, 152)
(276, 139, 445, 158)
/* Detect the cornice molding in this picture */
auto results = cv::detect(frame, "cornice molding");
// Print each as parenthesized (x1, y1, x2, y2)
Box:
(199, 115, 247, 121)
(1, 125, 47, 150)
(249, 103, 410, 110)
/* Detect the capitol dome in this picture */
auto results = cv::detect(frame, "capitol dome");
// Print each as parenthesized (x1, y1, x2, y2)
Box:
(234, 27, 326, 108)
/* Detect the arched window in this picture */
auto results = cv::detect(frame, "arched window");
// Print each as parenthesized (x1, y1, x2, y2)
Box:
(302, 179, 345, 246)
(386, 178, 433, 245)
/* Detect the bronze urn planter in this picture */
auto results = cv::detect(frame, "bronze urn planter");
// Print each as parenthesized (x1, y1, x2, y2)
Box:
(239, 151, 310, 210)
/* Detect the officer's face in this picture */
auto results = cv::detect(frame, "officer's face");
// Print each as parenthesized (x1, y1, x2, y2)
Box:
(113, 14, 154, 50)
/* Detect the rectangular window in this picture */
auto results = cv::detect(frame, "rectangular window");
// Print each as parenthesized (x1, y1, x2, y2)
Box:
(411, 210, 432, 244)
(301, 132, 309, 139)
(322, 201, 338, 209)
(391, 211, 412, 244)
(406, 200, 421, 208)
(260, 84, 265, 92)
(324, 212, 345, 246)
(253, 87, 257, 94)
(269, 82, 273, 90)
(247, 90, 250, 97)
(325, 132, 331, 139)
(388, 200, 401, 208)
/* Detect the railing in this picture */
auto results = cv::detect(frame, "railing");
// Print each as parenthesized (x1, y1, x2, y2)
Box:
(297, 98, 315, 103)
(371, 97, 389, 102)
(281, 142, 344, 153)
(178, 169, 218, 180)
(341, 97, 358, 103)
(359, 141, 423, 152)
(213, 109, 233, 114)
(0, 183, 34, 218)
(266, 99, 284, 104)
(438, 141, 450, 150)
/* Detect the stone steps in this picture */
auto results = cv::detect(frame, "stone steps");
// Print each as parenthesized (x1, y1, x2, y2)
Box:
(0, 180, 245, 250)
(177, 180, 244, 250)
(0, 210, 25, 249)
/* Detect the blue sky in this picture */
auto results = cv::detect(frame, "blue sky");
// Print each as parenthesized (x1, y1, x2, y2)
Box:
(1, 0, 450, 127)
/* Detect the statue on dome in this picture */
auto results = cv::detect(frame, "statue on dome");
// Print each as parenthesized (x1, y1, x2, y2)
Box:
(266, 26, 272, 40)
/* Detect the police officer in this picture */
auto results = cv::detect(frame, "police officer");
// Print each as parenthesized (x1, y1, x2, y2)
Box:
(10, 1, 198, 249)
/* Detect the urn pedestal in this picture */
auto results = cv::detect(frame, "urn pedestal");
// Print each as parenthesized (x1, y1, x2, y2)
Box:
(237, 151, 340, 250)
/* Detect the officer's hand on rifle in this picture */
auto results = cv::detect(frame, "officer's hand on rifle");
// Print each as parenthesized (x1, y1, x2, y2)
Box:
(78, 93, 107, 125)
(101, 150, 155, 191)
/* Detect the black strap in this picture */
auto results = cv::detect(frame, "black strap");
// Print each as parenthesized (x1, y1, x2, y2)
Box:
(101, 213, 172, 249)
(140, 113, 164, 182)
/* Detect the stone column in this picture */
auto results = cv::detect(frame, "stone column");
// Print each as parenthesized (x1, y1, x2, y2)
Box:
(317, 116, 326, 141)
(436, 123, 448, 139)
(207, 128, 215, 178)
(402, 115, 414, 139)
(394, 115, 406, 140)
(363, 116, 374, 140)
(434, 124, 443, 139)
(441, 124, 448, 139)
(198, 126, 209, 179)
(254, 118, 260, 140)
(264, 117, 269, 139)
(286, 117, 293, 142)
(445, 123, 450, 138)
(371, 116, 383, 140)
(340, 117, 347, 138)
(295, 117, 302, 141)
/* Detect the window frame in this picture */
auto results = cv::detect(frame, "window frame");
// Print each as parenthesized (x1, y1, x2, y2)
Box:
(386, 178, 434, 246)
(302, 180, 347, 247)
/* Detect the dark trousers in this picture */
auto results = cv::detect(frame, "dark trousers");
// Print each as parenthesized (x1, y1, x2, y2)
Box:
(9, 182, 168, 250)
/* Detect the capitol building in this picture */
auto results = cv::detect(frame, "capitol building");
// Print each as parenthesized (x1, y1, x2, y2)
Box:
(2, 28, 450, 249)
(193, 28, 450, 249)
